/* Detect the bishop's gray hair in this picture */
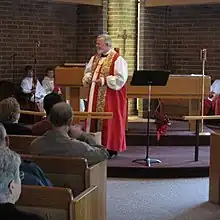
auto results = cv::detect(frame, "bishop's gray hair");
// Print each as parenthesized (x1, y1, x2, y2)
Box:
(0, 148, 21, 203)
(0, 123, 7, 147)
(97, 34, 112, 47)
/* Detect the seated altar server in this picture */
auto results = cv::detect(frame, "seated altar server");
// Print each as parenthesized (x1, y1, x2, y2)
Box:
(82, 34, 128, 158)
(21, 65, 46, 105)
(42, 67, 61, 94)
(204, 79, 220, 115)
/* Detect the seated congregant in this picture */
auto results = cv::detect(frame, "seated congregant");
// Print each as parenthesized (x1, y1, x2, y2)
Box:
(20, 65, 46, 111)
(204, 79, 220, 115)
(32, 93, 97, 145)
(42, 68, 61, 94)
(0, 123, 52, 187)
(30, 102, 109, 165)
(0, 97, 32, 135)
(0, 147, 44, 220)
(31, 93, 63, 136)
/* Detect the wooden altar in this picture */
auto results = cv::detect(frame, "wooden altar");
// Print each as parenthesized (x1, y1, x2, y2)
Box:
(55, 66, 211, 130)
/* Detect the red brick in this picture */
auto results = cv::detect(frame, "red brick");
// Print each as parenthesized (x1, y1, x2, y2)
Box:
(0, 0, 105, 84)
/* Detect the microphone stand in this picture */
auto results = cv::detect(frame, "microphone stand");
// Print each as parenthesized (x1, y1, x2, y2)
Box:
(11, 53, 17, 85)
(200, 49, 207, 133)
(32, 41, 40, 104)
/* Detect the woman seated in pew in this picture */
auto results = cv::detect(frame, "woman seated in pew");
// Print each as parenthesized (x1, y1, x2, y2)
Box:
(0, 147, 43, 220)
(0, 97, 32, 135)
(32, 93, 97, 145)
(30, 102, 109, 165)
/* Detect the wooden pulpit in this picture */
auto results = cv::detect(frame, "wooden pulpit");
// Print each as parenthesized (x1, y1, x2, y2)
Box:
(55, 65, 86, 123)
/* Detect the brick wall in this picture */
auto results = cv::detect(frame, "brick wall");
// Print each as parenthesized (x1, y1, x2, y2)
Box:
(143, 4, 220, 80)
(0, 0, 105, 85)
(108, 0, 137, 116)
(0, 0, 78, 84)
(168, 4, 220, 79)
(140, 4, 220, 117)
(108, 0, 137, 74)
(138, 6, 168, 117)
(76, 4, 105, 63)
(143, 7, 168, 70)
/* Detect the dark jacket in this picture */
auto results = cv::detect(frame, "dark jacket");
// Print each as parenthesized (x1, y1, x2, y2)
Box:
(2, 122, 32, 135)
(0, 203, 43, 220)
(20, 160, 52, 187)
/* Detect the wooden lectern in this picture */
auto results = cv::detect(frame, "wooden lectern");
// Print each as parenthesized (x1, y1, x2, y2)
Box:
(55, 65, 86, 123)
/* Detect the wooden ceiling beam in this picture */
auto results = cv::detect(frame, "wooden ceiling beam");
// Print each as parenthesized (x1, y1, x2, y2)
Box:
(54, 0, 102, 6)
(145, 0, 220, 7)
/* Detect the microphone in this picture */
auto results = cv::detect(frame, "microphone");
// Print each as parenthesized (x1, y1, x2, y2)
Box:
(200, 48, 207, 61)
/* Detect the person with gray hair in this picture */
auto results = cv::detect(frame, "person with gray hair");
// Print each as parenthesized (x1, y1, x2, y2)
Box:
(0, 123, 9, 147)
(82, 33, 128, 158)
(0, 148, 43, 220)
(30, 102, 109, 165)
(0, 123, 52, 187)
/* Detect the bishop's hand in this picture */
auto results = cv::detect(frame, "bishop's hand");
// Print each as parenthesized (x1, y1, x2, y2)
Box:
(68, 124, 83, 139)
(92, 79, 102, 86)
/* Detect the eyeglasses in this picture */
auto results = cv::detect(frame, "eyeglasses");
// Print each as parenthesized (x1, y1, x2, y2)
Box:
(19, 171, 24, 181)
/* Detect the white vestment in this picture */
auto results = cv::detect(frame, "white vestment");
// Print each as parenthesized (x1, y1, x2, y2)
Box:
(21, 77, 46, 103)
(82, 49, 128, 132)
(41, 76, 85, 111)
(211, 80, 220, 94)
(83, 50, 128, 92)
(42, 76, 54, 94)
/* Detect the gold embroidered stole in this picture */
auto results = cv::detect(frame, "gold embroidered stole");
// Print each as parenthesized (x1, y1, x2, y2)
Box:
(91, 50, 116, 131)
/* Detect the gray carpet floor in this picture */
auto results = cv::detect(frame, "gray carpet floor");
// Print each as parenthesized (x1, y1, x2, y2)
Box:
(107, 178, 220, 220)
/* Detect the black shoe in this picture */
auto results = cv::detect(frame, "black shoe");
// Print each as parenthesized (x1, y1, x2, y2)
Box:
(107, 150, 118, 159)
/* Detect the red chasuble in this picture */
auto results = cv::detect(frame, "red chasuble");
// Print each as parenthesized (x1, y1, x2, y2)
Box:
(85, 50, 127, 152)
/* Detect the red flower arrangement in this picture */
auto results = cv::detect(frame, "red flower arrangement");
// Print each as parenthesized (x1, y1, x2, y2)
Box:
(153, 100, 171, 141)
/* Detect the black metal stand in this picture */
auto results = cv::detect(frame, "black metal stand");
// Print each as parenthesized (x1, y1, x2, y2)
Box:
(11, 53, 17, 84)
(132, 85, 161, 167)
(195, 119, 200, 161)
(32, 40, 39, 103)
(130, 70, 170, 167)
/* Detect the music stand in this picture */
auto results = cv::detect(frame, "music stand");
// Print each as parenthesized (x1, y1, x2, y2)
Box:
(130, 70, 170, 167)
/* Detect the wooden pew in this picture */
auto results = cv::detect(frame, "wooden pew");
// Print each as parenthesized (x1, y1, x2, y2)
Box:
(182, 115, 220, 161)
(17, 185, 97, 220)
(21, 155, 107, 220)
(8, 134, 106, 220)
(9, 135, 37, 154)
(20, 110, 113, 120)
(209, 132, 220, 205)
(20, 109, 113, 125)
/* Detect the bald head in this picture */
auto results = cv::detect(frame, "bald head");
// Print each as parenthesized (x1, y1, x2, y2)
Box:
(49, 102, 73, 127)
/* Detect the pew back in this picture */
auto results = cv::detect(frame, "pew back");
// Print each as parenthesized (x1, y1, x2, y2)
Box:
(87, 160, 107, 220)
(17, 185, 97, 220)
(8, 133, 101, 154)
(9, 135, 36, 154)
(209, 132, 220, 204)
(22, 155, 87, 196)
(21, 154, 107, 220)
